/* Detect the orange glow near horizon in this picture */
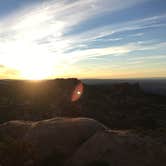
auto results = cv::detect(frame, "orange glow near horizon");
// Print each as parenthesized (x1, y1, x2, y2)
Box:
(20, 65, 53, 80)
(0, 42, 58, 80)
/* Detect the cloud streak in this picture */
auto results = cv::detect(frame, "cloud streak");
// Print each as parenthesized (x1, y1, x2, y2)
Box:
(0, 0, 166, 78)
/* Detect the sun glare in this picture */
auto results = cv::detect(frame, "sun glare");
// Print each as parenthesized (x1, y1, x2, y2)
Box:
(21, 65, 53, 80)
(1, 42, 58, 80)
(19, 56, 56, 80)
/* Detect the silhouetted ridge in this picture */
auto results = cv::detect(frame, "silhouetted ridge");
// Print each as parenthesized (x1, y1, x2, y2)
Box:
(0, 79, 166, 130)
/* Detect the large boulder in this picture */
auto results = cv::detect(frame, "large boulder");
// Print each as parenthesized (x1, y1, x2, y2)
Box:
(68, 130, 166, 166)
(0, 120, 32, 139)
(1, 117, 166, 166)
(24, 117, 106, 163)
(0, 117, 106, 166)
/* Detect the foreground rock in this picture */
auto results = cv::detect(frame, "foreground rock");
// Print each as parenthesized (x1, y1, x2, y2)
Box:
(68, 130, 166, 166)
(0, 118, 166, 166)
(0, 117, 106, 166)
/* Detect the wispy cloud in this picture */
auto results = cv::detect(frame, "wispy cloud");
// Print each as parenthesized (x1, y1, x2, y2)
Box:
(0, 64, 20, 78)
(68, 13, 166, 43)
(0, 0, 166, 78)
(64, 42, 166, 63)
(129, 33, 144, 37)
(130, 55, 166, 61)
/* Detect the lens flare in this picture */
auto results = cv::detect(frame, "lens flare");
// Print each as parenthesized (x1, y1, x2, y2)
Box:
(71, 82, 84, 102)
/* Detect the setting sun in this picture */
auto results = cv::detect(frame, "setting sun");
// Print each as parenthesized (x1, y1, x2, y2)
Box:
(17, 56, 56, 80)
(0, 41, 58, 80)
(20, 65, 53, 80)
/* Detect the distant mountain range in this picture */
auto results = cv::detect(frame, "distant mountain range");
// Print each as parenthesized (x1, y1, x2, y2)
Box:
(82, 78, 166, 96)
(0, 78, 166, 129)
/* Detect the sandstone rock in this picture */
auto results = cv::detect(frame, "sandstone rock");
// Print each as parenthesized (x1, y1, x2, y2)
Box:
(68, 130, 166, 166)
(0, 120, 32, 139)
(24, 117, 106, 162)
(1, 118, 166, 166)
(0, 117, 106, 165)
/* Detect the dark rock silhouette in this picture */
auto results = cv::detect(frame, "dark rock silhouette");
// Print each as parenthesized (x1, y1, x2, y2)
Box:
(0, 79, 166, 130)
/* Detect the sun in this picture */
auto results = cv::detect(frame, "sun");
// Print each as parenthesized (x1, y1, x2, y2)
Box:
(21, 66, 53, 80)
(1, 42, 58, 80)
(19, 56, 55, 80)
(0, 40, 70, 80)
(0, 35, 70, 81)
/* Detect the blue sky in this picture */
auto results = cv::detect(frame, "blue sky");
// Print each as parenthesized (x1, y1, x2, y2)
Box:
(0, 0, 166, 79)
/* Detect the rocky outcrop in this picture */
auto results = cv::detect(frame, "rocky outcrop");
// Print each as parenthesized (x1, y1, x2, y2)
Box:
(0, 117, 166, 166)
(68, 130, 166, 166)
(0, 117, 106, 166)
(24, 117, 106, 163)
(0, 121, 32, 139)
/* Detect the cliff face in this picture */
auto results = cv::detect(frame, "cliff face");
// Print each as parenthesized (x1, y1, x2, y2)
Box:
(0, 118, 166, 166)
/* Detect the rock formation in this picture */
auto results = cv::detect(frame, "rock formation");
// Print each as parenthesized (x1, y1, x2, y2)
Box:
(0, 118, 166, 166)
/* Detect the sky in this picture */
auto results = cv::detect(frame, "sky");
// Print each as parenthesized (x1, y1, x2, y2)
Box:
(0, 0, 166, 79)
